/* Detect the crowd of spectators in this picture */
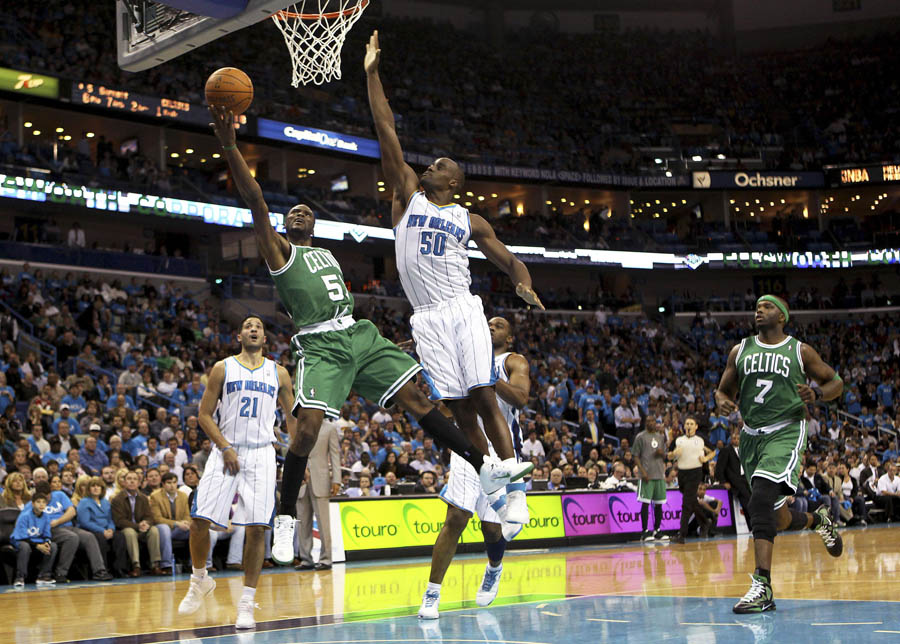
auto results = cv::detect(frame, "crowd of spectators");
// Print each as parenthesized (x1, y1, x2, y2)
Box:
(2, 255, 900, 583)
(3, 4, 900, 174)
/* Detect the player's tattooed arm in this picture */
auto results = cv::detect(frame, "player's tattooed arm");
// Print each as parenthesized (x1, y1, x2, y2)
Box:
(469, 214, 545, 310)
(714, 344, 741, 415)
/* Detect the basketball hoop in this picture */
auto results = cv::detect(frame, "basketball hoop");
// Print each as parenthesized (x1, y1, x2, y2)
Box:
(272, 0, 370, 87)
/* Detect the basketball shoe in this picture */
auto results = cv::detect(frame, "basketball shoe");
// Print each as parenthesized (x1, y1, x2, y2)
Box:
(475, 564, 503, 607)
(178, 574, 216, 615)
(733, 573, 775, 614)
(271, 515, 296, 565)
(814, 506, 843, 557)
(479, 456, 534, 495)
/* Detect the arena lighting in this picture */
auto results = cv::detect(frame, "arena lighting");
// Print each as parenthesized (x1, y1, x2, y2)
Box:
(691, 155, 702, 162)
(308, 170, 315, 174)
(170, 152, 179, 158)
(32, 130, 40, 135)
(63, 135, 71, 141)
(584, 200, 590, 205)
(654, 158, 662, 164)
(716, 153, 726, 160)
(665, 171, 672, 177)
(86, 132, 95, 138)
(55, 127, 64, 133)
(3, 172, 897, 270)
(491, 193, 498, 198)
(200, 158, 206, 163)
(466, 191, 474, 197)
(185, 148, 194, 154)
(23, 121, 32, 127)
(477, 195, 485, 201)
(212, 153, 220, 159)
(377, 181, 384, 186)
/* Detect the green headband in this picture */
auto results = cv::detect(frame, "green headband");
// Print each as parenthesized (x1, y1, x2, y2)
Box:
(757, 295, 789, 323)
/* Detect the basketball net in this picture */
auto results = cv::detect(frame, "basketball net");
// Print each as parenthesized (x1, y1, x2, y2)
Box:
(272, 0, 370, 87)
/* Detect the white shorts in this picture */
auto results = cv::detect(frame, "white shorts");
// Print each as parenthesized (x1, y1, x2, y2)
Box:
(411, 293, 496, 400)
(439, 450, 501, 524)
(191, 444, 277, 528)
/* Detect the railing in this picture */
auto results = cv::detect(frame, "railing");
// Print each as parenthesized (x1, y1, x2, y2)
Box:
(834, 408, 897, 440)
(0, 241, 205, 278)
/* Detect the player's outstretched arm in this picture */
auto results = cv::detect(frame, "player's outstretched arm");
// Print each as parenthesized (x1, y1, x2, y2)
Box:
(197, 360, 239, 474)
(209, 106, 290, 270)
(494, 353, 530, 408)
(799, 344, 842, 402)
(714, 344, 741, 415)
(365, 30, 419, 217)
(275, 365, 297, 441)
(469, 214, 545, 310)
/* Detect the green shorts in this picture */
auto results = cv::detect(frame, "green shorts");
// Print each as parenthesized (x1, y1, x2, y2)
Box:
(637, 479, 667, 504)
(292, 319, 421, 418)
(739, 419, 807, 510)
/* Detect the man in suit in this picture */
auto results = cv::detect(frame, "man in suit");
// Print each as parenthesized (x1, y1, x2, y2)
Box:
(578, 409, 603, 461)
(111, 469, 164, 576)
(150, 472, 194, 572)
(714, 428, 752, 530)
(295, 419, 341, 571)
(858, 454, 881, 501)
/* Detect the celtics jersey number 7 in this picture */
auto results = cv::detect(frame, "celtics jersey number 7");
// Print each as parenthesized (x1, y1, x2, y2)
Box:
(269, 244, 354, 329)
(735, 335, 807, 430)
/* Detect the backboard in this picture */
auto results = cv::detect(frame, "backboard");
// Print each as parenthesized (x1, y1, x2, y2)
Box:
(116, 0, 292, 72)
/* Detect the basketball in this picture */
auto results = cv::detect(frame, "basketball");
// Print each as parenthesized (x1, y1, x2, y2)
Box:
(205, 67, 254, 115)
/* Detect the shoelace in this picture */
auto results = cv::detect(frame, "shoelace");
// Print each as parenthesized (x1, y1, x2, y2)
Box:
(273, 519, 293, 547)
(239, 600, 260, 611)
(816, 521, 837, 546)
(481, 569, 500, 592)
(423, 591, 439, 607)
(740, 576, 768, 603)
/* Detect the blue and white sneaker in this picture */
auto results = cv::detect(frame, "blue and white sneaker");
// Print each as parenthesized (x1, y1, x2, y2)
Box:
(475, 564, 503, 607)
(418, 589, 441, 619)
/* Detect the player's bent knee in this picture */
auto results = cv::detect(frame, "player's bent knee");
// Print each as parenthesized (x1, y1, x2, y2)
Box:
(481, 521, 502, 543)
(749, 478, 780, 542)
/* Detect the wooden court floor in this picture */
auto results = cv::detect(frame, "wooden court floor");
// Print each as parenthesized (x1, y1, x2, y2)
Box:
(3, 526, 899, 644)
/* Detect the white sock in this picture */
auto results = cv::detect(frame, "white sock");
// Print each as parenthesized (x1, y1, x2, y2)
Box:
(192, 567, 207, 579)
(241, 586, 256, 601)
(426, 582, 441, 594)
(487, 563, 502, 572)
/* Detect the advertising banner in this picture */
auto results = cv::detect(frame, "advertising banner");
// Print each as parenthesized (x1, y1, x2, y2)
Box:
(561, 489, 732, 536)
(0, 67, 59, 99)
(692, 170, 824, 190)
(257, 118, 382, 158)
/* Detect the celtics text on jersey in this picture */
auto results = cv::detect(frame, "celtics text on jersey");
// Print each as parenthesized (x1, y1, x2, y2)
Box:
(269, 244, 354, 329)
(735, 335, 806, 430)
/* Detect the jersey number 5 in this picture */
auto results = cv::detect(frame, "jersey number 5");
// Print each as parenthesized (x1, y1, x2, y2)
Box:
(321, 274, 348, 302)
(419, 231, 447, 256)
(754, 378, 773, 404)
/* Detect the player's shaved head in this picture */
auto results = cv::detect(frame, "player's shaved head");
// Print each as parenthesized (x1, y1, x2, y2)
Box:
(421, 157, 465, 193)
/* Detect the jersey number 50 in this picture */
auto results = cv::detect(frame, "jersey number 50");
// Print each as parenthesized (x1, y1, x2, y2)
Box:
(419, 231, 447, 256)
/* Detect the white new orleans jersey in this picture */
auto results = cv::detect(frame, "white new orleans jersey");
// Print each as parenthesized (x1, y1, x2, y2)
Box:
(217, 356, 279, 448)
(394, 190, 472, 309)
(476, 352, 523, 458)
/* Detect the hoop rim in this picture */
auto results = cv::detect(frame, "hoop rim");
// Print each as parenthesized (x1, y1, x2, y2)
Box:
(273, 0, 368, 20)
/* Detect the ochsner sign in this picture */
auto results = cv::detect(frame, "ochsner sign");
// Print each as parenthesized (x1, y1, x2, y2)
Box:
(693, 171, 824, 189)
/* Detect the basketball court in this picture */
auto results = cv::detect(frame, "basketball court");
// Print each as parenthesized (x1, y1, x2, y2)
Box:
(4, 527, 897, 643)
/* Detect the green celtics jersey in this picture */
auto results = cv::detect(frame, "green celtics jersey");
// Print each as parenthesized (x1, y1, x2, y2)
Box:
(269, 244, 354, 329)
(735, 335, 806, 429)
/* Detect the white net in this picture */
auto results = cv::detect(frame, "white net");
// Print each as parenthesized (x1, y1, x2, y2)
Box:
(272, 0, 370, 87)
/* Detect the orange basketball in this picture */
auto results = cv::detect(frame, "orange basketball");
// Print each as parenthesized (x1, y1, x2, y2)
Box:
(205, 67, 254, 116)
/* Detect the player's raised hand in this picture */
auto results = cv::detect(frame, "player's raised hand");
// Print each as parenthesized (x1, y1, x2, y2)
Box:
(516, 283, 545, 310)
(208, 105, 236, 149)
(364, 30, 381, 74)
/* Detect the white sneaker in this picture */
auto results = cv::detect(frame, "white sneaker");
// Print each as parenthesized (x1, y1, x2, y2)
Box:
(235, 598, 258, 629)
(178, 575, 216, 615)
(504, 489, 529, 524)
(501, 521, 523, 542)
(271, 515, 296, 565)
(479, 456, 534, 495)
(418, 589, 441, 619)
(475, 564, 503, 607)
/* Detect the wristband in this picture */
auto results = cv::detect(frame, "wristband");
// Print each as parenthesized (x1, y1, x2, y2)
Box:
(222, 445, 235, 453)
(222, 144, 237, 150)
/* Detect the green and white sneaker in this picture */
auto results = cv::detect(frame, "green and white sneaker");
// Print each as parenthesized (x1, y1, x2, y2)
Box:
(733, 574, 775, 614)
(814, 506, 843, 557)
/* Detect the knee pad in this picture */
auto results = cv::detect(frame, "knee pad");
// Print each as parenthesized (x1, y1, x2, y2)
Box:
(749, 477, 780, 542)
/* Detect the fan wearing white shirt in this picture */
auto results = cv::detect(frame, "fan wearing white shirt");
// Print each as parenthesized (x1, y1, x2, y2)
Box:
(876, 464, 900, 520)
